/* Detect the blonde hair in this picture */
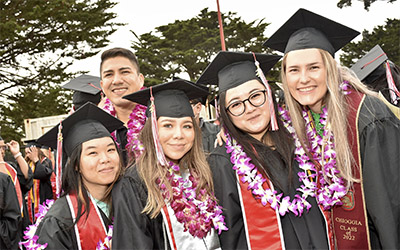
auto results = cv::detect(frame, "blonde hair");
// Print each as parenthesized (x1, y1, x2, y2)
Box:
(280, 49, 377, 186)
(136, 117, 215, 218)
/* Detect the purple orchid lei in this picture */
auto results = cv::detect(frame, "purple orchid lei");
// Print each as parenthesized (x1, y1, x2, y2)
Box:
(276, 81, 352, 210)
(158, 162, 228, 238)
(19, 199, 54, 250)
(102, 97, 147, 159)
(224, 132, 312, 216)
(96, 225, 113, 250)
(278, 106, 347, 210)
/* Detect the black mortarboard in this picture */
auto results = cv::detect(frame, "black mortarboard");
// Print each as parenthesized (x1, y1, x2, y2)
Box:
(23, 139, 41, 148)
(62, 74, 102, 109)
(350, 45, 388, 84)
(196, 51, 281, 94)
(37, 102, 123, 156)
(123, 79, 209, 118)
(263, 8, 360, 56)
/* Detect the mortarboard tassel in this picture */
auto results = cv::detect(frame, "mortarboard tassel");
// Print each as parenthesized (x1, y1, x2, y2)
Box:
(252, 52, 279, 131)
(385, 61, 400, 105)
(55, 121, 63, 198)
(149, 87, 169, 166)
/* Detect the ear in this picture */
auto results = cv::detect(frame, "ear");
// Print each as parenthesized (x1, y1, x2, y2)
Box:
(138, 73, 145, 88)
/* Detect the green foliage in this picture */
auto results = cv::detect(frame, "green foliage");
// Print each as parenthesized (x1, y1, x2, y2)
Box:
(131, 8, 278, 86)
(337, 0, 397, 10)
(0, 0, 123, 142)
(340, 18, 399, 67)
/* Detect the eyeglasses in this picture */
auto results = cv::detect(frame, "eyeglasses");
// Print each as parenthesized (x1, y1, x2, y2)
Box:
(226, 90, 267, 116)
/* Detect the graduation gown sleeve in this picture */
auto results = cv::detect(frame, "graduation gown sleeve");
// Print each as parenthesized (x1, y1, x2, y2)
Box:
(0, 173, 22, 250)
(112, 166, 167, 250)
(35, 197, 76, 249)
(358, 96, 400, 249)
(207, 145, 248, 250)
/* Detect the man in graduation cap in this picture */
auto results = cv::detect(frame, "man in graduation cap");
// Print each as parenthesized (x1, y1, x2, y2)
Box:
(99, 47, 147, 165)
(351, 44, 400, 118)
(62, 74, 103, 111)
(264, 8, 400, 249)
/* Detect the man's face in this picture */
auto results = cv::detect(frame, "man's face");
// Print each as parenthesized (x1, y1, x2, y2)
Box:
(100, 56, 144, 108)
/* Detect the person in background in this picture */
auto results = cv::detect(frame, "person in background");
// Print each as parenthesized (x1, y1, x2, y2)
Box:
(24, 141, 54, 223)
(112, 79, 226, 249)
(99, 47, 147, 164)
(350, 44, 400, 118)
(264, 8, 400, 249)
(62, 74, 103, 111)
(28, 103, 124, 249)
(0, 172, 22, 249)
(0, 136, 32, 241)
(190, 96, 220, 154)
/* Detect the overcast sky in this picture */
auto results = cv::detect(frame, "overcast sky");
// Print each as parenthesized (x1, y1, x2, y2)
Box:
(69, 0, 400, 77)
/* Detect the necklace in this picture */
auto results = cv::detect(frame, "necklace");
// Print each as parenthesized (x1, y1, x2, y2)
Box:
(102, 98, 147, 159)
(278, 105, 347, 210)
(158, 162, 227, 238)
(225, 132, 312, 216)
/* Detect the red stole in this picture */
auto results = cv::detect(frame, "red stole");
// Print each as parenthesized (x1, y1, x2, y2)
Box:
(4, 163, 23, 214)
(330, 91, 370, 249)
(66, 192, 107, 250)
(27, 161, 40, 223)
(236, 172, 284, 250)
(161, 206, 178, 250)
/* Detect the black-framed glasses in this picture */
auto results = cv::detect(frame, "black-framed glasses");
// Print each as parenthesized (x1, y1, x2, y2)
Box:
(226, 90, 267, 116)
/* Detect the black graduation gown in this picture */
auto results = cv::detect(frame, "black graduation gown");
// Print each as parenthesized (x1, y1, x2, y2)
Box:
(32, 157, 54, 203)
(208, 143, 329, 250)
(357, 95, 400, 249)
(0, 172, 22, 250)
(116, 126, 129, 166)
(199, 118, 220, 154)
(35, 195, 112, 249)
(7, 161, 33, 235)
(112, 166, 168, 250)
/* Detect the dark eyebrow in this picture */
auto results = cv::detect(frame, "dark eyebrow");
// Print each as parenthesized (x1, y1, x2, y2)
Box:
(227, 87, 264, 103)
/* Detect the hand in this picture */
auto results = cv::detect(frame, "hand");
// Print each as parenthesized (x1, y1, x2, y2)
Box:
(27, 146, 40, 163)
(7, 140, 20, 156)
(214, 127, 226, 148)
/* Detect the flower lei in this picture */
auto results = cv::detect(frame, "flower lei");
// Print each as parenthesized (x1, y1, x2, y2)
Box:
(19, 199, 114, 250)
(102, 97, 147, 159)
(224, 132, 312, 216)
(277, 81, 352, 210)
(158, 162, 228, 238)
(278, 106, 347, 210)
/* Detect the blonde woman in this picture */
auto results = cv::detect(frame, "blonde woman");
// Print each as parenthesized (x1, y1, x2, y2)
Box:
(265, 8, 400, 249)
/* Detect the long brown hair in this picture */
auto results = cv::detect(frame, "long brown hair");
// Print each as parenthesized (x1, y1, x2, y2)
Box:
(136, 117, 214, 219)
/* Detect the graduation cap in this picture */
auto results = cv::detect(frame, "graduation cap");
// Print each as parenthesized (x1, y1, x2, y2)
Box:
(263, 8, 360, 56)
(196, 51, 281, 94)
(123, 79, 209, 118)
(350, 45, 388, 84)
(23, 139, 41, 149)
(62, 74, 102, 109)
(123, 79, 209, 166)
(37, 102, 123, 157)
